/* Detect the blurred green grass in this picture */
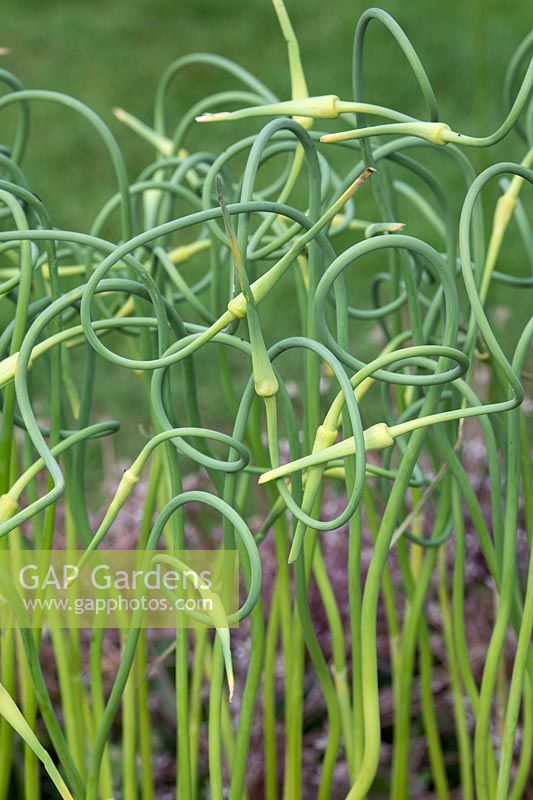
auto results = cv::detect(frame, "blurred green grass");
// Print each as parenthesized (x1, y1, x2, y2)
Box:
(1, 0, 531, 455)
(2, 0, 531, 227)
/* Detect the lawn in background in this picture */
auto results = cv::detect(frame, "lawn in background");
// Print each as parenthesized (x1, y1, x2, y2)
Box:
(2, 0, 531, 445)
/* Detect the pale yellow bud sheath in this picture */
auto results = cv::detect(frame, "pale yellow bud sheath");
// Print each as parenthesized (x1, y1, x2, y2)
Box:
(227, 168, 375, 319)
(258, 423, 394, 484)
(195, 96, 415, 126)
(321, 121, 452, 146)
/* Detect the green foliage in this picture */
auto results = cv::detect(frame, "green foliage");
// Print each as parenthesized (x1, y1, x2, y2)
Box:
(0, 1, 532, 798)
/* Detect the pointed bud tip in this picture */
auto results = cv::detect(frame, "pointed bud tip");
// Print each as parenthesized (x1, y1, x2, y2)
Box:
(355, 167, 376, 183)
(343, 166, 376, 198)
(196, 112, 231, 123)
